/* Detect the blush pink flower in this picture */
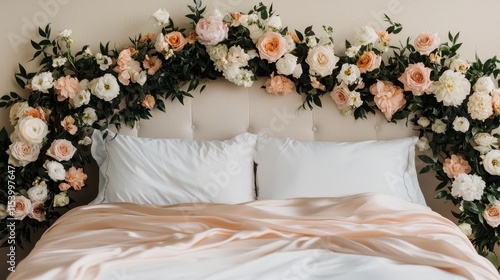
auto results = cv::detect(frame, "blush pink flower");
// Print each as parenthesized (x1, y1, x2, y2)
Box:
(443, 154, 472, 178)
(54, 75, 79, 101)
(330, 83, 351, 110)
(65, 166, 87, 190)
(28, 201, 46, 222)
(114, 48, 141, 85)
(414, 32, 440, 55)
(46, 139, 77, 161)
(196, 17, 228, 45)
(141, 94, 156, 109)
(13, 195, 32, 220)
(165, 32, 187, 52)
(376, 30, 391, 44)
(265, 74, 294, 96)
(59, 182, 71, 191)
(369, 80, 406, 120)
(256, 32, 288, 63)
(143, 55, 163, 75)
(61, 115, 77, 135)
(356, 51, 381, 73)
(398, 63, 433, 96)
(492, 90, 500, 115)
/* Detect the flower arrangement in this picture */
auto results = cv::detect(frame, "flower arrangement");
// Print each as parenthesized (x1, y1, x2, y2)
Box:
(1, 0, 500, 265)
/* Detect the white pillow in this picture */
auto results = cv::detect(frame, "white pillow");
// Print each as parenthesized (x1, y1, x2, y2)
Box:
(254, 137, 426, 205)
(90, 130, 259, 205)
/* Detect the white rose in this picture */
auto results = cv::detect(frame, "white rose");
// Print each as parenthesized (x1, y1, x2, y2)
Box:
(458, 223, 473, 238)
(53, 191, 70, 207)
(151, 8, 170, 26)
(452, 117, 470, 132)
(16, 116, 49, 144)
(70, 89, 91, 108)
(473, 133, 499, 154)
(451, 173, 485, 201)
(44, 160, 66, 181)
(417, 117, 431, 128)
(484, 150, 500, 176)
(0, 204, 7, 220)
(355, 26, 378, 46)
(276, 54, 298, 76)
(31, 71, 54, 93)
(468, 91, 493, 121)
(306, 45, 339, 77)
(449, 57, 470, 74)
(337, 63, 360, 85)
(7, 141, 41, 167)
(247, 24, 264, 43)
(284, 34, 296, 52)
(474, 77, 495, 93)
(265, 15, 282, 31)
(305, 36, 317, 48)
(9, 101, 30, 126)
(52, 56, 67, 68)
(431, 70, 471, 106)
(27, 182, 49, 202)
(90, 74, 120, 101)
(78, 136, 92, 146)
(416, 137, 430, 151)
(293, 64, 303, 79)
(431, 119, 446, 134)
(82, 107, 98, 126)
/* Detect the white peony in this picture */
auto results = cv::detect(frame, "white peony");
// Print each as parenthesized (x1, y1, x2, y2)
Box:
(52, 57, 67, 68)
(458, 223, 473, 238)
(467, 91, 493, 121)
(416, 136, 430, 151)
(16, 116, 49, 144)
(483, 150, 500, 176)
(151, 8, 170, 26)
(354, 26, 378, 46)
(7, 141, 41, 167)
(451, 173, 485, 201)
(90, 74, 120, 101)
(473, 133, 499, 154)
(70, 89, 91, 108)
(31, 71, 54, 93)
(306, 45, 339, 77)
(276, 54, 298, 76)
(337, 63, 360, 85)
(474, 77, 495, 93)
(417, 117, 431, 128)
(53, 191, 70, 207)
(431, 70, 471, 106)
(452, 117, 470, 132)
(431, 119, 446, 134)
(82, 107, 98, 126)
(27, 182, 49, 202)
(44, 160, 66, 181)
(0, 204, 7, 220)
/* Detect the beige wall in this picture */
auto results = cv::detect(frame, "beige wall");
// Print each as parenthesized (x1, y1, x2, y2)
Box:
(1, 0, 500, 276)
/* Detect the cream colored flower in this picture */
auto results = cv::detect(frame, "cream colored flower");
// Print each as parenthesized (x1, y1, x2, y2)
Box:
(452, 117, 470, 133)
(53, 192, 70, 207)
(468, 91, 493, 121)
(306, 45, 339, 77)
(483, 150, 500, 176)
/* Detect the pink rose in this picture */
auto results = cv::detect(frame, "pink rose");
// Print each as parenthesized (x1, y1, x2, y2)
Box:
(59, 182, 71, 191)
(356, 51, 381, 73)
(264, 74, 294, 96)
(443, 154, 472, 178)
(13, 195, 32, 220)
(65, 166, 87, 190)
(483, 202, 500, 228)
(370, 80, 406, 120)
(7, 141, 40, 167)
(196, 17, 228, 45)
(398, 63, 432, 96)
(28, 201, 46, 222)
(141, 94, 156, 109)
(414, 32, 440, 55)
(143, 55, 162, 75)
(61, 115, 77, 135)
(256, 32, 288, 63)
(46, 139, 77, 161)
(54, 75, 79, 101)
(330, 84, 350, 110)
(165, 32, 187, 52)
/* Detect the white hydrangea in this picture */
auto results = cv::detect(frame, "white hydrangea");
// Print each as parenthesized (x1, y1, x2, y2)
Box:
(468, 91, 493, 121)
(451, 173, 485, 201)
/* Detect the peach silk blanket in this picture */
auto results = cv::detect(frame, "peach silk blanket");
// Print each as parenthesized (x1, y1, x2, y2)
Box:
(8, 193, 500, 280)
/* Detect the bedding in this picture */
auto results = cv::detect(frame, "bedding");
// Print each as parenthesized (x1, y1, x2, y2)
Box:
(9, 193, 498, 280)
(90, 130, 260, 205)
(255, 136, 426, 205)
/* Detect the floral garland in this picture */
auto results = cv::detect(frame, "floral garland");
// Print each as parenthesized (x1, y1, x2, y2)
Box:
(1, 0, 500, 265)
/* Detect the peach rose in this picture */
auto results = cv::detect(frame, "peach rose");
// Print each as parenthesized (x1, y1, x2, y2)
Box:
(65, 166, 87, 190)
(54, 75, 79, 101)
(139, 32, 156, 43)
(46, 139, 77, 161)
(356, 51, 381, 73)
(7, 141, 40, 167)
(414, 32, 440, 55)
(370, 80, 406, 120)
(398, 63, 432, 96)
(12, 195, 32, 220)
(61, 115, 77, 135)
(165, 32, 187, 52)
(265, 74, 294, 96)
(59, 182, 71, 191)
(256, 32, 288, 63)
(23, 106, 47, 123)
(492, 90, 500, 115)
(377, 30, 391, 44)
(141, 94, 156, 109)
(143, 55, 162, 75)
(330, 83, 350, 110)
(287, 31, 301, 44)
(187, 31, 197, 44)
(28, 201, 46, 222)
(443, 154, 472, 178)
(483, 202, 500, 228)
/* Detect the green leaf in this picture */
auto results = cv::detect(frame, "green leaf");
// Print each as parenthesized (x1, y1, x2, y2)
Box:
(418, 155, 435, 164)
(30, 40, 41, 50)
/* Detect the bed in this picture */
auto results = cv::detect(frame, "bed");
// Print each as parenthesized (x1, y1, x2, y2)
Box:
(8, 79, 500, 279)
